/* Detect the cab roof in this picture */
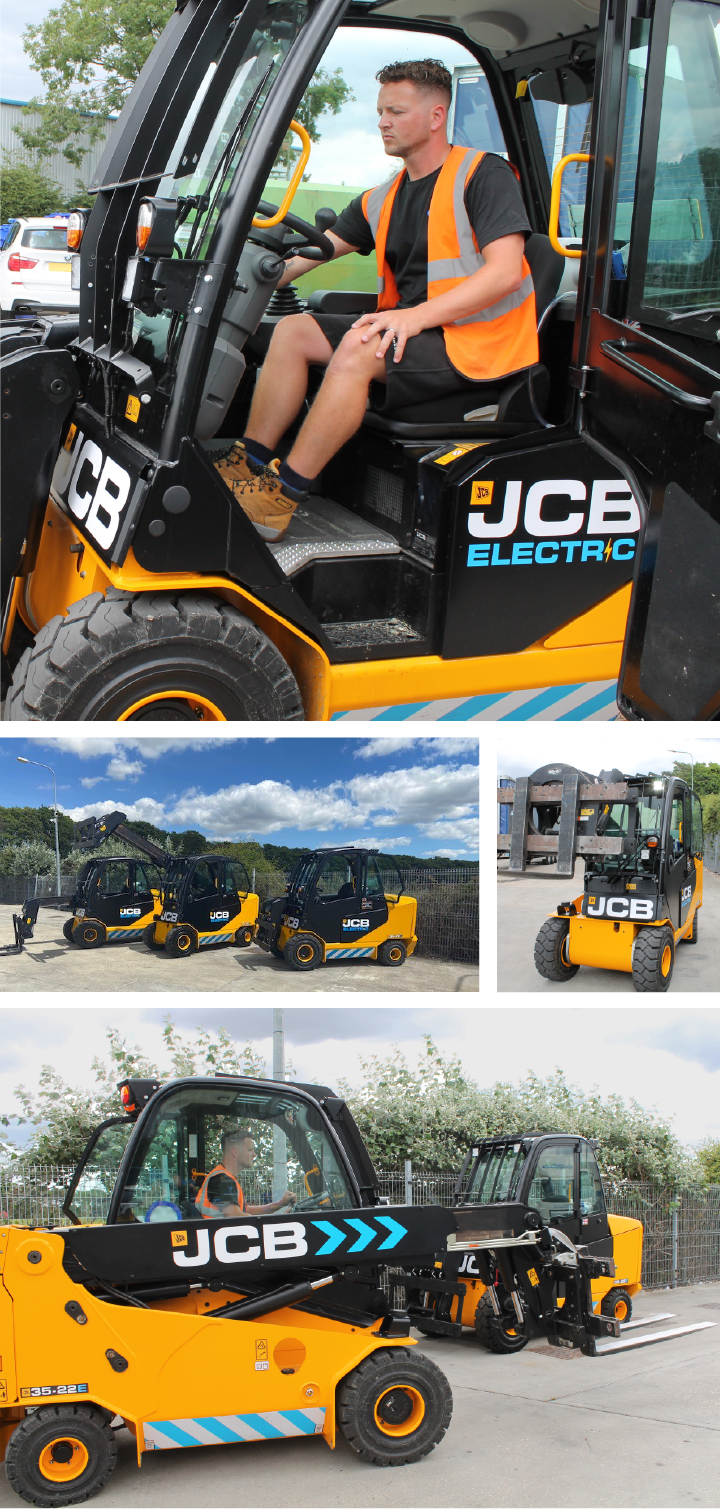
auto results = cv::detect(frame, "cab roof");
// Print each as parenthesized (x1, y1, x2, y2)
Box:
(367, 0, 599, 57)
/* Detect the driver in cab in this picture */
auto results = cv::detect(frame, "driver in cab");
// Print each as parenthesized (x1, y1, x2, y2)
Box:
(195, 1127, 298, 1218)
(215, 58, 535, 542)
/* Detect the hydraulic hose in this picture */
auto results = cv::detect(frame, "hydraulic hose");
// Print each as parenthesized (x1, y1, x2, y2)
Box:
(207, 1271, 342, 1321)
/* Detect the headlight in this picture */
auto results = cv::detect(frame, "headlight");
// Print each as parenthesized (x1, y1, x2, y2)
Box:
(136, 201, 154, 253)
(136, 197, 178, 258)
(67, 210, 88, 251)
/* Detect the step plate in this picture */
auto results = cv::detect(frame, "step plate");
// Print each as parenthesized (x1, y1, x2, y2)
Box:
(268, 494, 400, 576)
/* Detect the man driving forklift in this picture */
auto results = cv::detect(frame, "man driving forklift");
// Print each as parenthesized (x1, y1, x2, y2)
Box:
(215, 57, 536, 540)
(195, 1126, 299, 1217)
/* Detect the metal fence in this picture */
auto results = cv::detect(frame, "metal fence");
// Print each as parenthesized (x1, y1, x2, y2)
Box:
(3, 1164, 718, 1290)
(703, 835, 720, 875)
(0, 875, 75, 905)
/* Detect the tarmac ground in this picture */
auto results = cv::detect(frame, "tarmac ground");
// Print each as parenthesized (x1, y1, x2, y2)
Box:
(497, 859, 719, 993)
(1, 1281, 716, 1508)
(0, 905, 477, 993)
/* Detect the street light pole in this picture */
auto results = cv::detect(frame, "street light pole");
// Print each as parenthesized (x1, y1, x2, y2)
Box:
(16, 756, 61, 895)
(272, 1008, 287, 1201)
(670, 749, 695, 791)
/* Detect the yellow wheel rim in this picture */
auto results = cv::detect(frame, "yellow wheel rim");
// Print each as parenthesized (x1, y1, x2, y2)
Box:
(297, 944, 315, 963)
(388, 946, 403, 962)
(614, 1298, 628, 1321)
(118, 691, 226, 721)
(84, 928, 98, 943)
(374, 1385, 425, 1437)
(38, 1438, 89, 1483)
(177, 933, 192, 952)
(661, 943, 672, 976)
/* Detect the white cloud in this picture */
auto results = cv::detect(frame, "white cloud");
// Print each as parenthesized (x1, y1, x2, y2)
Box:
(355, 737, 478, 760)
(167, 780, 359, 837)
(419, 819, 479, 846)
(61, 797, 169, 826)
(42, 737, 233, 763)
(106, 756, 145, 781)
(348, 762, 478, 826)
(79, 777, 106, 790)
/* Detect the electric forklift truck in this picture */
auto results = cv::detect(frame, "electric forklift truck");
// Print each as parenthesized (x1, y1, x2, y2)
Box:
(403, 1132, 715, 1354)
(64, 810, 168, 947)
(146, 851, 260, 955)
(498, 762, 704, 991)
(256, 846, 417, 969)
(1, 0, 718, 723)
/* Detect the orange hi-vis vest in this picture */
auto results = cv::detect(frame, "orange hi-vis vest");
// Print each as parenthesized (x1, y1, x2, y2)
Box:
(361, 146, 538, 382)
(195, 1164, 245, 1218)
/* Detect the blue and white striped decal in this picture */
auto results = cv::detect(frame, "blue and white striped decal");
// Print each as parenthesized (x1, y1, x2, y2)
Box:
(107, 927, 146, 940)
(331, 679, 619, 722)
(324, 945, 375, 959)
(143, 1408, 325, 1450)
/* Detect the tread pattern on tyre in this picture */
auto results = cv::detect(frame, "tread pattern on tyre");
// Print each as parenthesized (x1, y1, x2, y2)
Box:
(4, 1403, 117, 1507)
(600, 1287, 632, 1322)
(682, 908, 698, 943)
(474, 1291, 529, 1353)
(4, 592, 304, 722)
(534, 917, 579, 982)
(632, 926, 674, 992)
(336, 1347, 452, 1466)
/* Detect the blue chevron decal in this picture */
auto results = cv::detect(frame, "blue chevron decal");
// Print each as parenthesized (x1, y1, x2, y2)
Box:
(345, 1218, 375, 1253)
(376, 1215, 407, 1250)
(311, 1220, 345, 1255)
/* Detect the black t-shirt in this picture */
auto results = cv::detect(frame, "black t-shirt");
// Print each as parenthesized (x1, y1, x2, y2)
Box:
(204, 1172, 242, 1210)
(332, 153, 531, 309)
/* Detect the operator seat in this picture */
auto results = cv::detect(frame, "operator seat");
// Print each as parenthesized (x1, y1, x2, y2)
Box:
(362, 233, 565, 439)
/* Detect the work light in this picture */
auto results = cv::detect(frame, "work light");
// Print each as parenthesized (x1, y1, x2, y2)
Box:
(136, 198, 178, 257)
(66, 210, 88, 250)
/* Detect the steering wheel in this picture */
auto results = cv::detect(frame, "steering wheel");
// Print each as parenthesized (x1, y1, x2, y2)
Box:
(254, 200, 336, 262)
(294, 1191, 331, 1211)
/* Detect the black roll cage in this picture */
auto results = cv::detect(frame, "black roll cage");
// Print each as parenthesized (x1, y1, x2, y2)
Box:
(287, 846, 405, 906)
(455, 1132, 604, 1215)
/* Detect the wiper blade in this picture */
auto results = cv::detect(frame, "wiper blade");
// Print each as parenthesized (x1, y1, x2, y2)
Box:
(667, 306, 720, 323)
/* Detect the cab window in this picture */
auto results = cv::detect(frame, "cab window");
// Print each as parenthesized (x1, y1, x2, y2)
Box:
(313, 854, 358, 900)
(190, 859, 220, 897)
(528, 87, 592, 239)
(132, 862, 156, 898)
(579, 1145, 605, 1217)
(111, 1085, 355, 1223)
(527, 1143, 575, 1222)
(669, 795, 684, 853)
(691, 791, 704, 854)
(366, 856, 385, 898)
(98, 860, 132, 895)
(225, 860, 251, 893)
(465, 1142, 526, 1203)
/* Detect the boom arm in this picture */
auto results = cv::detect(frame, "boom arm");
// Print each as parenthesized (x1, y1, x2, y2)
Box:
(74, 811, 168, 866)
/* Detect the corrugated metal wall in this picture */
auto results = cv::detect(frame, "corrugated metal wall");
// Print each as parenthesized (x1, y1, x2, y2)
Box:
(0, 99, 114, 199)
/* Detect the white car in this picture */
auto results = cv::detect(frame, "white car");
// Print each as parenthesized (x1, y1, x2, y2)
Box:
(0, 215, 78, 315)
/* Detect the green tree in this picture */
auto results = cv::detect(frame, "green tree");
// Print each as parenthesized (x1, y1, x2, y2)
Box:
(0, 839, 56, 877)
(0, 155, 70, 220)
(696, 1140, 720, 1183)
(38, 806, 75, 859)
(701, 793, 720, 839)
(0, 807, 47, 846)
(672, 761, 720, 798)
(277, 68, 355, 176)
(166, 829, 208, 856)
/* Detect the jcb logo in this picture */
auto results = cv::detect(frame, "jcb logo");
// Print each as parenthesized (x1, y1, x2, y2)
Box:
(681, 884, 692, 907)
(119, 907, 142, 917)
(458, 1253, 480, 1276)
(343, 917, 370, 931)
(467, 478, 641, 567)
(585, 896, 655, 920)
(210, 910, 229, 920)
(58, 429, 132, 550)
(172, 1222, 308, 1269)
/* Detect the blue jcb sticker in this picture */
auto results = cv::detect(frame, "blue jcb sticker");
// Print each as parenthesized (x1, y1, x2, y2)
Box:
(342, 917, 370, 931)
(467, 538, 636, 567)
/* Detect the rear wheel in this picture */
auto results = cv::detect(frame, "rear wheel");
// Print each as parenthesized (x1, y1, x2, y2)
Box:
(234, 927, 254, 947)
(4, 592, 304, 723)
(474, 1290, 529, 1353)
(144, 924, 165, 950)
(377, 939, 407, 967)
(682, 908, 698, 944)
(601, 1288, 632, 1324)
(337, 1347, 452, 1466)
(73, 919, 106, 949)
(632, 926, 675, 992)
(62, 919, 76, 943)
(534, 917, 579, 982)
(165, 925, 197, 957)
(4, 1403, 117, 1507)
(283, 933, 322, 970)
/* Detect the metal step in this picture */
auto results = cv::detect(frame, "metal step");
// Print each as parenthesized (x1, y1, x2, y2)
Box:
(595, 1320, 716, 1354)
(267, 494, 400, 576)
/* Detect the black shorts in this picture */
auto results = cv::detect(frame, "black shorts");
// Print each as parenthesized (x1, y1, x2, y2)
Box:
(308, 312, 496, 412)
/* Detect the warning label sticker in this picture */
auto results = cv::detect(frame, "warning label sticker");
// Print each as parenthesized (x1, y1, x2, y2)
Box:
(0, 1378, 7, 1403)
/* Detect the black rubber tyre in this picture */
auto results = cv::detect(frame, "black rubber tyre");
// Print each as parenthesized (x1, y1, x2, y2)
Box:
(474, 1290, 529, 1353)
(164, 925, 197, 957)
(270, 942, 285, 960)
(336, 1347, 452, 1466)
(632, 925, 675, 992)
(283, 932, 322, 970)
(682, 908, 698, 944)
(144, 924, 165, 950)
(4, 591, 304, 722)
(600, 1287, 632, 1324)
(534, 916, 579, 982)
(234, 926, 254, 947)
(4, 1403, 117, 1507)
(73, 919, 106, 949)
(377, 939, 407, 967)
(62, 919, 77, 943)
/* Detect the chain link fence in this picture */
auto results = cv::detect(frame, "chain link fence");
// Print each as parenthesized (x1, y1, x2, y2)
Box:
(703, 835, 720, 875)
(0, 876, 75, 905)
(3, 1163, 718, 1290)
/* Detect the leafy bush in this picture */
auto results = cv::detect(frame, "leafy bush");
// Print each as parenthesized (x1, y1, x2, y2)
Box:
(0, 156, 69, 221)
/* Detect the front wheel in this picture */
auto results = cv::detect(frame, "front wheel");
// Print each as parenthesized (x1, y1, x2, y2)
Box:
(144, 924, 166, 950)
(377, 939, 407, 967)
(337, 1347, 452, 1466)
(4, 1403, 117, 1507)
(234, 927, 255, 947)
(165, 925, 197, 957)
(62, 919, 76, 943)
(601, 1288, 632, 1324)
(4, 592, 304, 722)
(73, 919, 106, 949)
(534, 917, 579, 982)
(632, 926, 674, 992)
(283, 933, 322, 971)
(474, 1290, 529, 1354)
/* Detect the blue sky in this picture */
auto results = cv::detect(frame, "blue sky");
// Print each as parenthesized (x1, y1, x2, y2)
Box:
(0, 735, 479, 859)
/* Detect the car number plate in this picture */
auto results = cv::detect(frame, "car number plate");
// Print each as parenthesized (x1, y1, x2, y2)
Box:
(49, 262, 70, 272)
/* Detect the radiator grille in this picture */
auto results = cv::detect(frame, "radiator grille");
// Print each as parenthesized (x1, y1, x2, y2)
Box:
(366, 465, 404, 523)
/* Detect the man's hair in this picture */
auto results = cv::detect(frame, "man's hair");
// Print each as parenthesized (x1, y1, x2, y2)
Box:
(376, 59, 452, 103)
(221, 1126, 253, 1156)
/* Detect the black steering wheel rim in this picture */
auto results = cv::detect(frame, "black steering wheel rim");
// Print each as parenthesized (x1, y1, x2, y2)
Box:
(254, 200, 335, 260)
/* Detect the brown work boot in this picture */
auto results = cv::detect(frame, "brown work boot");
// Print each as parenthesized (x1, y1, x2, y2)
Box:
(231, 458, 304, 542)
(213, 440, 263, 490)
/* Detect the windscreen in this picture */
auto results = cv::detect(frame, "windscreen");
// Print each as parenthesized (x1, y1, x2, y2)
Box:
(21, 229, 68, 250)
(112, 1084, 356, 1223)
(463, 1142, 527, 1204)
(591, 783, 665, 874)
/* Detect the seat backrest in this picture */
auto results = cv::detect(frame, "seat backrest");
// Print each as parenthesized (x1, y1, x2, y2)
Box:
(524, 233, 565, 323)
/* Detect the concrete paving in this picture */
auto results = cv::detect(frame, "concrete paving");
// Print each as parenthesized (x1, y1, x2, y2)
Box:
(1, 1282, 716, 1508)
(497, 860, 719, 994)
(0, 905, 478, 994)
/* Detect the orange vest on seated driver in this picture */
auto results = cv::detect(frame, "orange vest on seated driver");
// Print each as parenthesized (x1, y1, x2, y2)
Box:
(195, 1164, 245, 1218)
(361, 145, 538, 382)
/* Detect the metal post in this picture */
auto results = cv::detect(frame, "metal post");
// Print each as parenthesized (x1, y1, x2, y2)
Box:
(16, 756, 61, 895)
(272, 1008, 287, 1200)
(404, 1159, 413, 1206)
(671, 1204, 678, 1289)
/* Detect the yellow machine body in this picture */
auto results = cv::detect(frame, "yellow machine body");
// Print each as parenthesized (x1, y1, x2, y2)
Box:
(275, 893, 418, 964)
(10, 498, 629, 720)
(448, 1213, 643, 1329)
(552, 870, 703, 974)
(67, 888, 163, 945)
(0, 1226, 412, 1467)
(151, 891, 259, 951)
